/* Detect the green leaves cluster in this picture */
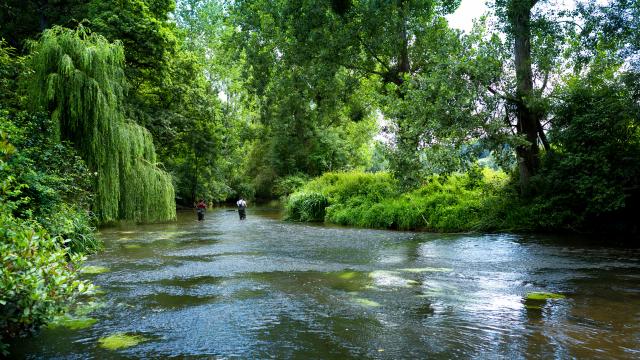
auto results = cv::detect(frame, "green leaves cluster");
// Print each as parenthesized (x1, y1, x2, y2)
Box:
(226, 0, 381, 197)
(530, 68, 640, 232)
(285, 169, 514, 231)
(0, 108, 93, 353)
(0, 213, 91, 354)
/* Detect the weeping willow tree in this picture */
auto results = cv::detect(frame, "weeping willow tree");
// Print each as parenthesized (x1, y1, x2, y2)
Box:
(28, 26, 175, 223)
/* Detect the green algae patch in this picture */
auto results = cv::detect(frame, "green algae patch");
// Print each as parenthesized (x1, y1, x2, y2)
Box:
(123, 244, 142, 249)
(337, 271, 359, 280)
(49, 315, 97, 330)
(525, 292, 566, 301)
(399, 267, 453, 273)
(80, 266, 109, 275)
(326, 271, 371, 292)
(98, 333, 148, 350)
(353, 298, 381, 307)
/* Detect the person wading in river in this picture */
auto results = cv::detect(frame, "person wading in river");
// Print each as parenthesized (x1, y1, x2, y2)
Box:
(196, 199, 207, 221)
(237, 197, 247, 220)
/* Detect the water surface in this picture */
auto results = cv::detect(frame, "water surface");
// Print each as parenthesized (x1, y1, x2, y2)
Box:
(11, 208, 640, 359)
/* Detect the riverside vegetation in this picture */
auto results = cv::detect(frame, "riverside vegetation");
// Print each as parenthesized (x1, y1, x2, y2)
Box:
(1, 0, 639, 355)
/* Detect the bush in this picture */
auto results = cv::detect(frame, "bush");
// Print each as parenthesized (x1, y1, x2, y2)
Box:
(286, 169, 515, 232)
(0, 213, 91, 354)
(530, 73, 640, 234)
(302, 171, 399, 203)
(0, 42, 95, 355)
(0, 112, 99, 254)
(37, 203, 100, 254)
(285, 191, 329, 222)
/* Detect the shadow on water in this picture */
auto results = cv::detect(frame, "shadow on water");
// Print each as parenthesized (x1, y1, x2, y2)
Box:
(9, 208, 640, 359)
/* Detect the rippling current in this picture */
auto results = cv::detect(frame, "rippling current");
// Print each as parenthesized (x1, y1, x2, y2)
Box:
(10, 208, 640, 359)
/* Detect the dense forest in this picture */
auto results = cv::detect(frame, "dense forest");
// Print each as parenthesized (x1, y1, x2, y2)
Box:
(1, 0, 639, 353)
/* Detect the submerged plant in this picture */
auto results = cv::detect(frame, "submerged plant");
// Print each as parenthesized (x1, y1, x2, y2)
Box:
(48, 315, 97, 330)
(525, 292, 566, 301)
(98, 333, 148, 350)
(79, 265, 109, 275)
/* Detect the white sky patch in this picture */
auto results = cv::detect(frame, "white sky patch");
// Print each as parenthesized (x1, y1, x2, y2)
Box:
(445, 0, 606, 33)
(446, 0, 490, 33)
(218, 90, 227, 102)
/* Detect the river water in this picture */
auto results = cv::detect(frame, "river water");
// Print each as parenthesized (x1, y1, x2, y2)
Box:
(10, 208, 640, 359)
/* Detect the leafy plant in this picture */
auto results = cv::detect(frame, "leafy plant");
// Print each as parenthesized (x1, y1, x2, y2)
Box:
(0, 213, 91, 355)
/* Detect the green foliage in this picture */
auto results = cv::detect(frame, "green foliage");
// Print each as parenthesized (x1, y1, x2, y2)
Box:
(286, 169, 520, 232)
(285, 192, 329, 222)
(0, 107, 100, 254)
(300, 171, 399, 204)
(0, 0, 88, 52)
(88, 0, 177, 84)
(0, 110, 95, 353)
(227, 0, 381, 196)
(272, 174, 309, 198)
(0, 213, 92, 354)
(530, 67, 640, 233)
(28, 26, 175, 223)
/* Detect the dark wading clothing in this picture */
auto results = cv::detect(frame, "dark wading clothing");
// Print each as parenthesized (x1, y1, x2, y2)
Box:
(237, 199, 247, 220)
(196, 201, 206, 221)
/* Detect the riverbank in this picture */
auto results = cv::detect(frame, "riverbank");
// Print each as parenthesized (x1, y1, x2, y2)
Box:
(284, 171, 639, 239)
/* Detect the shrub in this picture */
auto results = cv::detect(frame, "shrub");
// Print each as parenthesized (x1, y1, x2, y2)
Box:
(0, 213, 91, 355)
(287, 169, 514, 232)
(531, 73, 640, 234)
(285, 191, 329, 222)
(37, 203, 100, 254)
(0, 112, 99, 254)
(302, 171, 400, 204)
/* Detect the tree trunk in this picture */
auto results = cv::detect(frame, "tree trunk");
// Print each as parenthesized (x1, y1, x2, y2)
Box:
(391, 0, 420, 188)
(509, 0, 540, 192)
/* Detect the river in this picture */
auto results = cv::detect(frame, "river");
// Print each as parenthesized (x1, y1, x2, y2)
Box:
(10, 208, 640, 359)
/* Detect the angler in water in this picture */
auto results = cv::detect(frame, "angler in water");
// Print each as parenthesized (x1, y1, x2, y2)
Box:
(237, 197, 247, 220)
(196, 199, 207, 221)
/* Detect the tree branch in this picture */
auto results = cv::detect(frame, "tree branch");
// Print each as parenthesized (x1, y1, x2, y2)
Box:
(488, 86, 520, 104)
(358, 35, 393, 73)
(539, 70, 549, 93)
(537, 119, 551, 151)
(504, 104, 516, 136)
(334, 60, 386, 78)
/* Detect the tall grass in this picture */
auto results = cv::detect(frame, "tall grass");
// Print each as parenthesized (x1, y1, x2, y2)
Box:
(285, 170, 517, 232)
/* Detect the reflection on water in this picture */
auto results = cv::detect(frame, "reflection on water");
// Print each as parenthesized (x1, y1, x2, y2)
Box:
(10, 208, 640, 359)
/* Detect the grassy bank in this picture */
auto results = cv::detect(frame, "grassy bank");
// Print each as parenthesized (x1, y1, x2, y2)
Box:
(284, 170, 577, 233)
